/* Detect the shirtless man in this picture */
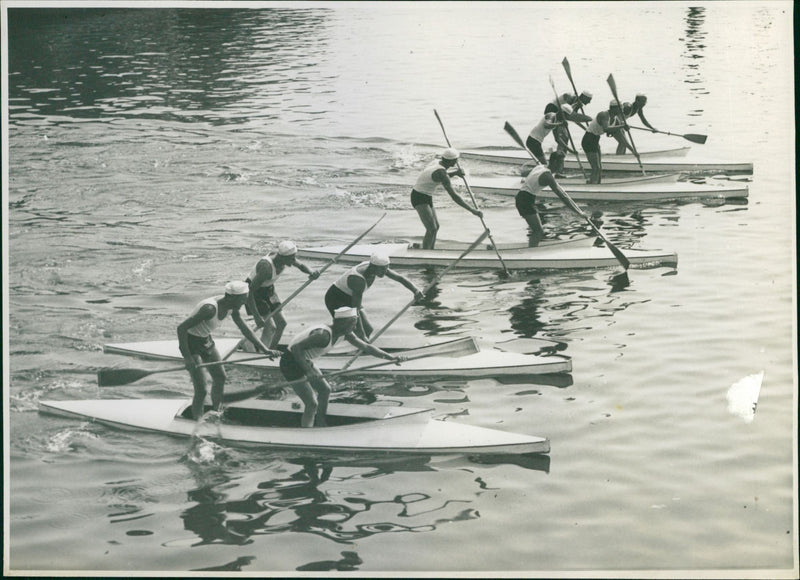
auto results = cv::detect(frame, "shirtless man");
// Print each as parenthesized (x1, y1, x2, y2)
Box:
(178, 281, 278, 420)
(279, 307, 404, 427)
(410, 148, 483, 249)
(324, 253, 424, 340)
(245, 240, 319, 349)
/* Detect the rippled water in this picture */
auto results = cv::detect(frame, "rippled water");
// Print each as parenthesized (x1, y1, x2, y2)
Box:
(4, 3, 797, 576)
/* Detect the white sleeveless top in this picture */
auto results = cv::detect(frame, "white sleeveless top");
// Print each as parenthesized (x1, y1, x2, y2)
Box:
(288, 324, 339, 360)
(186, 296, 226, 337)
(519, 164, 550, 196)
(412, 161, 445, 195)
(247, 254, 280, 288)
(528, 113, 558, 142)
(587, 112, 607, 136)
(333, 262, 371, 296)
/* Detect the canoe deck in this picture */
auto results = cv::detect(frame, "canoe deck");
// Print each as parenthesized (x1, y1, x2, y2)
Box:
(468, 176, 749, 201)
(297, 242, 678, 271)
(38, 398, 551, 455)
(103, 337, 573, 377)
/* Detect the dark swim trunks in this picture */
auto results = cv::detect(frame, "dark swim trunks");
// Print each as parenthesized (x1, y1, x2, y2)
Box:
(410, 189, 433, 208)
(324, 285, 355, 316)
(279, 350, 306, 381)
(581, 132, 601, 154)
(515, 190, 538, 217)
(187, 334, 216, 360)
(245, 282, 281, 316)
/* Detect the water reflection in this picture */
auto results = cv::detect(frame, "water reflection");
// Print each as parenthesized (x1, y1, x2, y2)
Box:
(176, 449, 549, 558)
(8, 8, 333, 124)
(680, 6, 708, 104)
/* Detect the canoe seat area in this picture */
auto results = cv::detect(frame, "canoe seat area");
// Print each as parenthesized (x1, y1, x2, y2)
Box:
(180, 405, 375, 428)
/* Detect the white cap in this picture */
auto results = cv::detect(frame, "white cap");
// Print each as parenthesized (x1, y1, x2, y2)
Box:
(560, 103, 573, 115)
(635, 92, 647, 99)
(277, 240, 297, 256)
(441, 147, 460, 160)
(225, 281, 249, 296)
(369, 252, 390, 266)
(580, 90, 593, 99)
(609, 99, 621, 109)
(333, 306, 358, 319)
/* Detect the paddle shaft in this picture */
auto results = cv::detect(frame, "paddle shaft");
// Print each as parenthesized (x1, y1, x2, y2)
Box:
(607, 74, 646, 175)
(560, 57, 589, 130)
(504, 121, 630, 270)
(257, 213, 386, 328)
(222, 339, 475, 403)
(433, 109, 510, 277)
(627, 125, 707, 144)
(339, 229, 490, 371)
(548, 75, 586, 179)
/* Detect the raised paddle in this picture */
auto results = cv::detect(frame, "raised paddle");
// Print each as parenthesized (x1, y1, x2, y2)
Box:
(433, 109, 510, 278)
(627, 125, 707, 145)
(221, 336, 479, 404)
(339, 229, 490, 371)
(549, 75, 587, 180)
(607, 74, 646, 176)
(97, 354, 278, 387)
(504, 121, 631, 273)
(561, 57, 589, 130)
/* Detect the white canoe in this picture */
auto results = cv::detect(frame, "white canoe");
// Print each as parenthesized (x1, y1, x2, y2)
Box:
(297, 241, 678, 271)
(468, 176, 748, 201)
(38, 398, 550, 455)
(554, 172, 682, 185)
(461, 148, 753, 173)
(104, 337, 573, 377)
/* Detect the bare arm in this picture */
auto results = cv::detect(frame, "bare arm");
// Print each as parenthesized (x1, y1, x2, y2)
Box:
(177, 304, 216, 366)
(344, 331, 403, 362)
(384, 268, 424, 300)
(346, 275, 368, 308)
(293, 258, 319, 279)
(432, 168, 482, 217)
(245, 259, 274, 327)
(289, 329, 331, 378)
(231, 308, 277, 356)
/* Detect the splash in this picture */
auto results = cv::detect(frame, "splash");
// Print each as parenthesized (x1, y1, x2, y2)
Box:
(45, 426, 100, 453)
(726, 371, 764, 423)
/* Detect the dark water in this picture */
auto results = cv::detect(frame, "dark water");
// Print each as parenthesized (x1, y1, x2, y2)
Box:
(4, 4, 797, 576)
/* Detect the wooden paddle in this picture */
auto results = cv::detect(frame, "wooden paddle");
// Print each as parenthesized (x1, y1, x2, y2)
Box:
(221, 336, 479, 404)
(339, 229, 490, 371)
(607, 74, 646, 176)
(433, 109, 510, 278)
(561, 57, 589, 130)
(627, 125, 707, 145)
(549, 75, 587, 180)
(504, 121, 631, 272)
(97, 354, 278, 387)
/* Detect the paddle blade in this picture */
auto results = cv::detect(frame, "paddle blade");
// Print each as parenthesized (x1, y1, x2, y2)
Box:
(684, 133, 707, 144)
(98, 367, 155, 387)
(607, 74, 619, 101)
(504, 122, 528, 152)
(562, 57, 573, 79)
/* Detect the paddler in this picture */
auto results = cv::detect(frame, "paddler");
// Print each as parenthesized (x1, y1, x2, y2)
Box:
(411, 147, 483, 249)
(613, 93, 658, 154)
(580, 102, 629, 184)
(244, 240, 319, 349)
(324, 253, 424, 340)
(515, 161, 575, 247)
(544, 90, 592, 115)
(178, 281, 280, 421)
(279, 306, 405, 428)
(526, 105, 589, 168)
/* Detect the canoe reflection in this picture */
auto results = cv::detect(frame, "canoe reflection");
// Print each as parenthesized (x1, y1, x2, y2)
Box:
(179, 449, 549, 551)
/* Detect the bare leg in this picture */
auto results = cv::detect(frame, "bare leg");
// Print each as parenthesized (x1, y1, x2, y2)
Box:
(291, 380, 319, 428)
(522, 213, 545, 247)
(586, 151, 602, 184)
(266, 310, 287, 349)
(310, 377, 332, 427)
(415, 204, 439, 249)
(207, 357, 227, 413)
(189, 360, 208, 421)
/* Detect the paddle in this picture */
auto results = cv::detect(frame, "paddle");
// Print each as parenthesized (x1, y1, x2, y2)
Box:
(607, 74, 646, 176)
(97, 354, 277, 387)
(340, 230, 490, 371)
(561, 57, 589, 130)
(549, 75, 587, 180)
(504, 121, 631, 272)
(221, 336, 479, 404)
(627, 125, 707, 145)
(433, 109, 510, 278)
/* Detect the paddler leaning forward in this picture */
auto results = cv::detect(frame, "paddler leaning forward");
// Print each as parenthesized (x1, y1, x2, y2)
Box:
(279, 306, 406, 428)
(324, 252, 424, 340)
(178, 281, 280, 421)
(580, 104, 628, 184)
(411, 147, 483, 250)
(516, 162, 576, 247)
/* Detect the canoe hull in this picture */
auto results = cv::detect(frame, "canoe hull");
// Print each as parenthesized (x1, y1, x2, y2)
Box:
(104, 338, 573, 376)
(461, 148, 752, 173)
(297, 243, 678, 271)
(38, 398, 550, 455)
(469, 176, 749, 201)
